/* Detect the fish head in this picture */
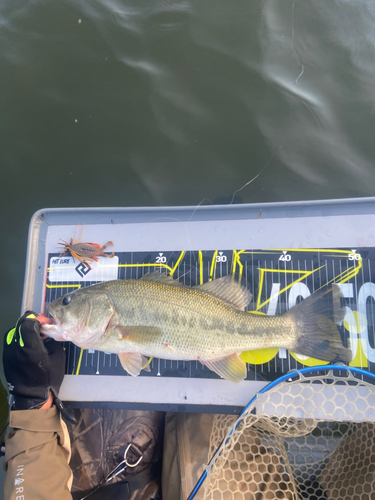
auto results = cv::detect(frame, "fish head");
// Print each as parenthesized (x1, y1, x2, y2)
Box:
(42, 287, 114, 348)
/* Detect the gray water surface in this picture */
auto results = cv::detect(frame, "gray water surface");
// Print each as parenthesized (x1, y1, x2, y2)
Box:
(1, 0, 375, 325)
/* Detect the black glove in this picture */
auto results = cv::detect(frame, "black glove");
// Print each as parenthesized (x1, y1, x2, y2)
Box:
(3, 311, 65, 411)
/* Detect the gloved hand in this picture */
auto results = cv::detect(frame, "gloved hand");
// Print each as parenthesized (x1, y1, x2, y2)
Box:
(3, 311, 65, 411)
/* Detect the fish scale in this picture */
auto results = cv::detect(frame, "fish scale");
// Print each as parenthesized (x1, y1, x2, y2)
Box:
(96, 280, 287, 358)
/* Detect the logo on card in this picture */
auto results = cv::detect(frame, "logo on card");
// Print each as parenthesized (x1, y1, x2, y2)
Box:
(51, 258, 70, 265)
(75, 262, 92, 278)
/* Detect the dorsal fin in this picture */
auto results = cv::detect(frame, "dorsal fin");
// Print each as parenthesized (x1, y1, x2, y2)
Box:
(141, 271, 183, 287)
(196, 276, 252, 310)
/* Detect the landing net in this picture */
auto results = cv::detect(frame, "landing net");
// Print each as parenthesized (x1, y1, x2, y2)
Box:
(202, 366, 375, 500)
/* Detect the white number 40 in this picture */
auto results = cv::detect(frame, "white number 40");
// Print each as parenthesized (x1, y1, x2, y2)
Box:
(279, 252, 291, 262)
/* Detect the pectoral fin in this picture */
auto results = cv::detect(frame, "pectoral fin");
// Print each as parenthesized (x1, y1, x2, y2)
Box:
(201, 353, 247, 383)
(118, 353, 151, 376)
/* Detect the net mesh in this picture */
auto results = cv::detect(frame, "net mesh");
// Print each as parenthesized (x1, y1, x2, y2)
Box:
(203, 369, 375, 500)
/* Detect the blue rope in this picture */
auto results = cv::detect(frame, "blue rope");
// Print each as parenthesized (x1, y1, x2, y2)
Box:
(187, 365, 375, 500)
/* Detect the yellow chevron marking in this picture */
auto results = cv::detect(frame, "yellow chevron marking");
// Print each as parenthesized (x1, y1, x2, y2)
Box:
(117, 263, 174, 273)
(345, 310, 368, 368)
(209, 251, 218, 281)
(171, 251, 186, 275)
(231, 250, 245, 283)
(240, 347, 279, 365)
(75, 348, 85, 375)
(256, 266, 325, 311)
(46, 284, 81, 289)
(263, 248, 358, 255)
(289, 351, 330, 367)
(198, 251, 203, 285)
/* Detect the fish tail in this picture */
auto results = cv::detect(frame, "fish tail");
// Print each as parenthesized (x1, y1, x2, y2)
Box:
(287, 284, 352, 363)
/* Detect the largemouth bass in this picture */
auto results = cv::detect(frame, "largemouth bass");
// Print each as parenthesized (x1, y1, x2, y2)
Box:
(42, 272, 351, 382)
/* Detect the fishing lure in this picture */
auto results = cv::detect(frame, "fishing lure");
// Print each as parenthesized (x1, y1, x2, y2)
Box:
(58, 225, 114, 268)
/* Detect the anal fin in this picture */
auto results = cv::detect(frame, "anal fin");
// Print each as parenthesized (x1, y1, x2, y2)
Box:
(118, 353, 150, 377)
(202, 353, 247, 383)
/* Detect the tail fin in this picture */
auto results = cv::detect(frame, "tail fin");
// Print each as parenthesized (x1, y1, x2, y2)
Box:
(287, 284, 352, 363)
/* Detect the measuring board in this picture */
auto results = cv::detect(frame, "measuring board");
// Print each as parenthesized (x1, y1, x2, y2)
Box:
(22, 200, 375, 412)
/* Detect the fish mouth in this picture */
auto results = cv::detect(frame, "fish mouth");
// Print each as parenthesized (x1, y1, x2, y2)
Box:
(46, 303, 62, 325)
(40, 305, 60, 338)
(40, 321, 58, 337)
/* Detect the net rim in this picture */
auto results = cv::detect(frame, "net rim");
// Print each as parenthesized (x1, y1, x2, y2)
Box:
(187, 365, 375, 500)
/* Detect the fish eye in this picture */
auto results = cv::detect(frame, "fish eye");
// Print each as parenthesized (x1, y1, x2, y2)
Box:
(62, 296, 71, 306)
